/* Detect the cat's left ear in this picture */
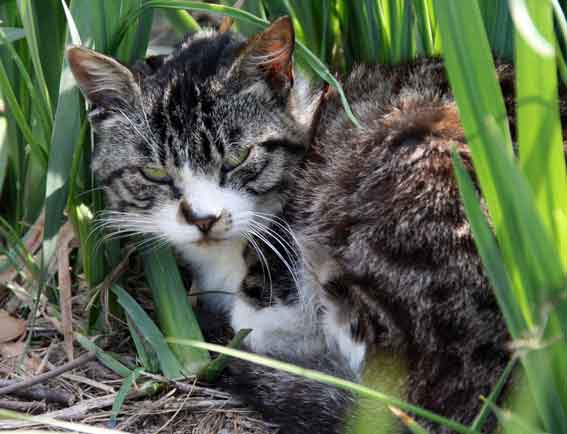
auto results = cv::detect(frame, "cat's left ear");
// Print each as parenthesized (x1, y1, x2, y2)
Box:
(237, 16, 295, 95)
(67, 46, 140, 108)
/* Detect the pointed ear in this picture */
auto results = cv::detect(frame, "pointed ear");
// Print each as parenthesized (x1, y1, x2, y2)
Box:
(67, 46, 139, 108)
(238, 16, 295, 94)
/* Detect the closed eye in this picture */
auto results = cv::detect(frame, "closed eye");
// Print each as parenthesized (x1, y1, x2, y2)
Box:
(223, 146, 252, 172)
(140, 166, 173, 184)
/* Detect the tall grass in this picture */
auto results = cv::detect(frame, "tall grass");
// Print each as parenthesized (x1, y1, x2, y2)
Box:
(1, 1, 567, 433)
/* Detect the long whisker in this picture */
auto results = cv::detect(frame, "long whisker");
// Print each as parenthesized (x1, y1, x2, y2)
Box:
(245, 231, 274, 305)
(248, 220, 301, 266)
(247, 225, 300, 293)
(245, 212, 306, 258)
(235, 210, 304, 268)
(247, 222, 301, 288)
(243, 233, 272, 296)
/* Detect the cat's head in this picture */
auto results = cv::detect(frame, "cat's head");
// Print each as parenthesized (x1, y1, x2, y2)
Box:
(67, 17, 318, 248)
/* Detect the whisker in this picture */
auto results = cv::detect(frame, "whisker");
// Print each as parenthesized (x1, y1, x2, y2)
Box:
(243, 232, 273, 296)
(247, 225, 299, 293)
(245, 212, 305, 257)
(249, 220, 300, 265)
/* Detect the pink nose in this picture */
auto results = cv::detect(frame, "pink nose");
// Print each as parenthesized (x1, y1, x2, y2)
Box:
(177, 200, 220, 234)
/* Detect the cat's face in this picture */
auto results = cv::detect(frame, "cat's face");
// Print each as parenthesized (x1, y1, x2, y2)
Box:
(68, 18, 316, 247)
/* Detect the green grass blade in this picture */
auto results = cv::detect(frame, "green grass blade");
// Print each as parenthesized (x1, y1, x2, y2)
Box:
(470, 357, 518, 430)
(0, 28, 52, 146)
(115, 1, 155, 64)
(200, 328, 251, 382)
(389, 407, 432, 434)
(111, 368, 142, 424)
(0, 114, 7, 197)
(340, 0, 383, 64)
(515, 0, 567, 269)
(412, 0, 438, 56)
(451, 150, 524, 334)
(43, 59, 83, 267)
(452, 118, 567, 432)
(127, 314, 160, 372)
(484, 398, 545, 434)
(438, 2, 567, 427)
(387, 0, 415, 63)
(143, 246, 210, 374)
(28, 1, 66, 109)
(0, 27, 25, 43)
(16, 0, 54, 121)
(433, 0, 513, 228)
(220, 0, 265, 37)
(111, 284, 184, 379)
(60, 0, 82, 45)
(75, 333, 133, 378)
(509, 0, 554, 56)
(0, 58, 47, 168)
(116, 0, 361, 127)
(478, 0, 514, 58)
(161, 8, 201, 35)
(70, 203, 106, 286)
(168, 339, 481, 434)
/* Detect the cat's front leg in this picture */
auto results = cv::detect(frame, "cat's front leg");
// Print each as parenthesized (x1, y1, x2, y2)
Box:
(230, 269, 325, 357)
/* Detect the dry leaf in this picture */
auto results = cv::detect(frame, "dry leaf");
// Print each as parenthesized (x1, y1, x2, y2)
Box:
(0, 341, 42, 373)
(0, 341, 25, 358)
(0, 309, 25, 343)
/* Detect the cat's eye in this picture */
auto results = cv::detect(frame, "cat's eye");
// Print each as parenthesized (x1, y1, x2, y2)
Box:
(223, 146, 252, 171)
(140, 166, 172, 183)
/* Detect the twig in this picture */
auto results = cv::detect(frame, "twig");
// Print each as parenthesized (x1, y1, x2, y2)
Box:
(61, 373, 115, 394)
(57, 221, 77, 362)
(157, 393, 197, 434)
(0, 381, 73, 406)
(140, 372, 232, 399)
(115, 389, 177, 431)
(0, 382, 160, 429)
(218, 0, 245, 32)
(35, 339, 57, 375)
(0, 352, 96, 396)
(0, 398, 47, 413)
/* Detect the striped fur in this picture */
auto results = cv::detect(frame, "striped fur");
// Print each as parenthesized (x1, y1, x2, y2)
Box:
(67, 20, 534, 434)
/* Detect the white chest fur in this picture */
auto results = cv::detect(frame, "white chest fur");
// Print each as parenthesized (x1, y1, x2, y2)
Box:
(176, 239, 248, 313)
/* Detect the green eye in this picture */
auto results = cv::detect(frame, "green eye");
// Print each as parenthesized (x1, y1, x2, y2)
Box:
(224, 146, 252, 171)
(140, 166, 171, 183)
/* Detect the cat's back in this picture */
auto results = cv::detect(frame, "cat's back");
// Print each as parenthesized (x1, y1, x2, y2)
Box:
(297, 59, 476, 281)
(290, 60, 510, 430)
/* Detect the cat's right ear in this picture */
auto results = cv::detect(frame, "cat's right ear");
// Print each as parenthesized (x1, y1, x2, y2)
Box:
(235, 16, 295, 96)
(67, 46, 140, 108)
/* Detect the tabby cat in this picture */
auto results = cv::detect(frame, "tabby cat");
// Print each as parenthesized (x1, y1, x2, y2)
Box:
(67, 17, 519, 434)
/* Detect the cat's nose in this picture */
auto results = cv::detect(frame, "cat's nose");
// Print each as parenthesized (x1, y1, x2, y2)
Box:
(177, 199, 220, 234)
(193, 214, 220, 234)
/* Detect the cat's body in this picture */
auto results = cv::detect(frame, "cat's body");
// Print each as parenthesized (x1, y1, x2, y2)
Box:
(218, 60, 511, 434)
(68, 18, 520, 434)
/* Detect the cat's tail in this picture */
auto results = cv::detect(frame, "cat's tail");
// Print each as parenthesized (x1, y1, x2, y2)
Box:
(216, 347, 358, 434)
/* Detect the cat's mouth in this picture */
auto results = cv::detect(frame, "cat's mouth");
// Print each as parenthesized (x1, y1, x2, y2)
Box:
(193, 232, 235, 245)
(195, 237, 222, 246)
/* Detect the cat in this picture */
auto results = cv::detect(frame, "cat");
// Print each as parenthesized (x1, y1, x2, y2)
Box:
(66, 16, 526, 434)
